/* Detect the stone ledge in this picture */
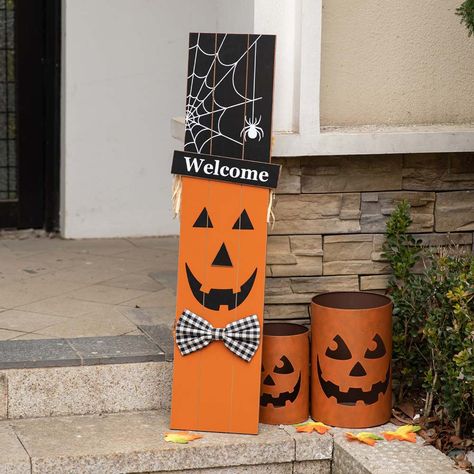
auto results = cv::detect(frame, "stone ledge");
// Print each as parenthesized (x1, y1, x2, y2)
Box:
(331, 425, 458, 474)
(0, 335, 166, 370)
(6, 411, 331, 474)
(0, 412, 459, 474)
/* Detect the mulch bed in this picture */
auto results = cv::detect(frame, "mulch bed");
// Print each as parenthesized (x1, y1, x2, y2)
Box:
(392, 399, 473, 472)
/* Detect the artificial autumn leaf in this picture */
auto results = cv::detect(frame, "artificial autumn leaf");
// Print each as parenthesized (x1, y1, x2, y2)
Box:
(382, 425, 421, 443)
(294, 421, 331, 434)
(345, 431, 384, 446)
(164, 431, 202, 444)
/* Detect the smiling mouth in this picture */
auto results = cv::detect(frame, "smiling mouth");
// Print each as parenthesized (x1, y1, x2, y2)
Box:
(317, 357, 390, 406)
(260, 373, 301, 408)
(185, 264, 257, 311)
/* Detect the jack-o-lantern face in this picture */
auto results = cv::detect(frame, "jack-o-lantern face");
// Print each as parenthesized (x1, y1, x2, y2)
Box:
(259, 323, 309, 425)
(311, 292, 392, 428)
(181, 179, 267, 315)
(317, 333, 390, 406)
(260, 356, 301, 407)
(185, 206, 257, 310)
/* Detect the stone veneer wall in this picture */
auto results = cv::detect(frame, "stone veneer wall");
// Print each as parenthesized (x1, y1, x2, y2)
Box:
(264, 153, 474, 323)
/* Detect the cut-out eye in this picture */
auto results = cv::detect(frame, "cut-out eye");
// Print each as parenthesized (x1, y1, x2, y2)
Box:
(325, 335, 352, 360)
(193, 208, 213, 228)
(232, 209, 253, 230)
(273, 356, 294, 374)
(364, 334, 386, 359)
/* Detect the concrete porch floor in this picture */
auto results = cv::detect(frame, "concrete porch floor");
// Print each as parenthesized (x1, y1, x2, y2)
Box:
(0, 234, 178, 341)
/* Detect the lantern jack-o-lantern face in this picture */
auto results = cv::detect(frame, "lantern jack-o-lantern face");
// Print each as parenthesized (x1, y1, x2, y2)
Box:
(317, 333, 390, 406)
(259, 323, 309, 425)
(311, 292, 392, 428)
(260, 356, 301, 407)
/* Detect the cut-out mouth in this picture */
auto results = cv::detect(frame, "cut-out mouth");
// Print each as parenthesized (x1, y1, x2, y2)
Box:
(185, 263, 257, 311)
(317, 357, 390, 406)
(260, 373, 301, 408)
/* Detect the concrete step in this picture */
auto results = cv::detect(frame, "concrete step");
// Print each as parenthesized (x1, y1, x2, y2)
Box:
(1, 361, 172, 419)
(0, 410, 459, 474)
(2, 410, 332, 473)
(331, 426, 459, 474)
(0, 325, 175, 419)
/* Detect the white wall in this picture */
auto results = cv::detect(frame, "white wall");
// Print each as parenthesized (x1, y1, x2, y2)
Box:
(254, 0, 302, 134)
(214, 0, 304, 134)
(321, 0, 474, 126)
(215, 0, 254, 33)
(62, 0, 218, 238)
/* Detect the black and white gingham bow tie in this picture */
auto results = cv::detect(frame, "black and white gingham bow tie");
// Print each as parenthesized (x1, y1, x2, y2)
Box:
(175, 309, 260, 362)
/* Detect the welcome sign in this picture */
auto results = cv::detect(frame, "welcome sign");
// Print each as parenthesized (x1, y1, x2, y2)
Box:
(172, 150, 280, 188)
(170, 32, 276, 435)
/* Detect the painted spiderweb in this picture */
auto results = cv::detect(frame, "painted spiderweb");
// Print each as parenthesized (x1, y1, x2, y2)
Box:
(184, 33, 263, 157)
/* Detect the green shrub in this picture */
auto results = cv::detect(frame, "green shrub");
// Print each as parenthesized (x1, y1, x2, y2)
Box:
(423, 250, 474, 436)
(384, 201, 474, 437)
(382, 201, 429, 400)
(457, 0, 474, 36)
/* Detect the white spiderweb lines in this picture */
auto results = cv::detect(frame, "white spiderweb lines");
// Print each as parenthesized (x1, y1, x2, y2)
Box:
(184, 33, 262, 154)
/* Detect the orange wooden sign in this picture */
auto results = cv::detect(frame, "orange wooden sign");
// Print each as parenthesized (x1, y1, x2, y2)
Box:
(170, 33, 276, 434)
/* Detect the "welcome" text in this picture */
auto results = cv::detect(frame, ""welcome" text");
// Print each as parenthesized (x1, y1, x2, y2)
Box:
(171, 150, 280, 189)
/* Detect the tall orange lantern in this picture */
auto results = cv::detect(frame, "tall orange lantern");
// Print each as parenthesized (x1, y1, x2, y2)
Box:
(260, 323, 309, 425)
(311, 292, 392, 428)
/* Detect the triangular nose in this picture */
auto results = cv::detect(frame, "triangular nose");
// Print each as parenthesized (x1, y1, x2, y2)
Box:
(212, 243, 233, 267)
(263, 374, 275, 386)
(349, 362, 367, 377)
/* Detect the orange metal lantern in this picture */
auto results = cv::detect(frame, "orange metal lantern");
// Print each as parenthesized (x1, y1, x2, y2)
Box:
(260, 323, 309, 425)
(311, 292, 392, 428)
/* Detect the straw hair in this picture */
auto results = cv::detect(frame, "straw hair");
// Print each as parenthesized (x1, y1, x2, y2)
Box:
(172, 175, 276, 227)
(172, 175, 182, 217)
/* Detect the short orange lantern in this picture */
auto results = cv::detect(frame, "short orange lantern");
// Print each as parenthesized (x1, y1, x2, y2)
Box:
(311, 292, 392, 428)
(260, 323, 310, 425)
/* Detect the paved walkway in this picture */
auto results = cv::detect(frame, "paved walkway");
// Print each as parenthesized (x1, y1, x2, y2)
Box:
(0, 235, 178, 340)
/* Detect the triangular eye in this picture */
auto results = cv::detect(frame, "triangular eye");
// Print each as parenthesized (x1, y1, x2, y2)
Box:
(325, 335, 352, 360)
(364, 334, 386, 359)
(193, 208, 213, 228)
(232, 209, 253, 230)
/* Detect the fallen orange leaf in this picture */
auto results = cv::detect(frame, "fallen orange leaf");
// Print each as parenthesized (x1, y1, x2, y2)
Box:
(345, 432, 383, 446)
(164, 431, 203, 444)
(382, 425, 420, 443)
(295, 421, 331, 434)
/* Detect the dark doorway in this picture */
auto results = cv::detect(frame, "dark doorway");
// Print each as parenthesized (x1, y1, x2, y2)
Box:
(0, 0, 60, 230)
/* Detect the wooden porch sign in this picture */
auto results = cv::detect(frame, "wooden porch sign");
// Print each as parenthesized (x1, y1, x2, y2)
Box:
(170, 33, 277, 434)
